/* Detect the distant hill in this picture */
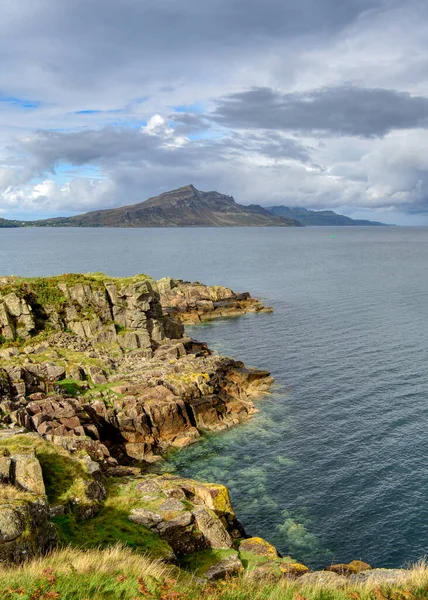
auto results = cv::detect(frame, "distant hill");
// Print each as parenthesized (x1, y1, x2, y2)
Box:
(0, 218, 21, 228)
(14, 185, 301, 228)
(266, 205, 387, 226)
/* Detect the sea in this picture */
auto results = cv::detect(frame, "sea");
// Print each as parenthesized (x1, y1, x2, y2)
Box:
(1, 225, 428, 568)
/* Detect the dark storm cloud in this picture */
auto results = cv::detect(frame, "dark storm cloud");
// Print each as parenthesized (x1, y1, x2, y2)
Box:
(213, 86, 428, 137)
(15, 125, 309, 176)
(0, 0, 390, 106)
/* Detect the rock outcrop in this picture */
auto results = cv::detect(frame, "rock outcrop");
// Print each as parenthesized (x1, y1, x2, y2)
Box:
(0, 444, 57, 563)
(158, 277, 273, 323)
(0, 274, 272, 463)
(0, 273, 181, 347)
(126, 474, 243, 556)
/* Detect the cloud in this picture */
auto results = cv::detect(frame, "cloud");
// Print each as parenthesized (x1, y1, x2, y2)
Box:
(1, 0, 428, 222)
(0, 122, 312, 214)
(212, 86, 428, 137)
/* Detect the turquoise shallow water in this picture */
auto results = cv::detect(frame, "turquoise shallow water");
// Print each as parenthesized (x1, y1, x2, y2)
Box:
(2, 226, 428, 568)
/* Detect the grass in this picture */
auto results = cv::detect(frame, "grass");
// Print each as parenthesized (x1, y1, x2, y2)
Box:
(0, 547, 428, 600)
(52, 479, 174, 561)
(0, 483, 36, 504)
(0, 545, 172, 600)
(179, 549, 237, 576)
(55, 379, 84, 397)
(0, 435, 91, 508)
(51, 510, 172, 560)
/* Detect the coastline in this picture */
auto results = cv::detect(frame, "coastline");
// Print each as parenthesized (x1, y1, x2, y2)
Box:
(0, 273, 420, 590)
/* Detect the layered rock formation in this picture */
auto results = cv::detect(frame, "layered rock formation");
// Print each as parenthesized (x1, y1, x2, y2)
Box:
(158, 277, 273, 323)
(0, 274, 272, 464)
(0, 273, 282, 573)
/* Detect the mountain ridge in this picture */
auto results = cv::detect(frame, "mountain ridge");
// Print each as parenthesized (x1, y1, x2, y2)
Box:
(267, 205, 389, 226)
(2, 185, 300, 228)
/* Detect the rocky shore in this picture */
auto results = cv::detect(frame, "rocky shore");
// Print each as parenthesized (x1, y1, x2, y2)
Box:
(0, 274, 272, 463)
(0, 273, 415, 589)
(0, 273, 277, 570)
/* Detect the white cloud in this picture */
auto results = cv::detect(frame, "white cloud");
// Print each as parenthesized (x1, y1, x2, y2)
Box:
(1, 0, 428, 222)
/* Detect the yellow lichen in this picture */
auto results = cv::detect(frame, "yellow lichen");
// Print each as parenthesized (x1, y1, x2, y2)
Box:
(279, 562, 309, 575)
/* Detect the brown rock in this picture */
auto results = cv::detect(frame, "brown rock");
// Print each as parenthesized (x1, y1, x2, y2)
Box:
(204, 554, 244, 580)
(239, 537, 279, 558)
(192, 507, 233, 549)
(325, 560, 372, 576)
(279, 562, 310, 577)
(13, 453, 46, 496)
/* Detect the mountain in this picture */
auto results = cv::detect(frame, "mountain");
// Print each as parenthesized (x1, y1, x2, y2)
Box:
(266, 205, 388, 226)
(20, 186, 301, 228)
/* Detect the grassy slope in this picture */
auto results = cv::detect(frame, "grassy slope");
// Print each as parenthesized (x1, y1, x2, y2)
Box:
(0, 436, 172, 560)
(51, 480, 173, 560)
(1, 546, 428, 600)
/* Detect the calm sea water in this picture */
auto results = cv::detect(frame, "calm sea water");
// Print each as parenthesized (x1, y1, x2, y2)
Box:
(1, 226, 428, 568)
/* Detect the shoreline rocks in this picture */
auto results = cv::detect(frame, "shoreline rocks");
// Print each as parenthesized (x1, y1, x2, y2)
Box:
(0, 274, 273, 463)
(0, 272, 409, 585)
(157, 277, 273, 323)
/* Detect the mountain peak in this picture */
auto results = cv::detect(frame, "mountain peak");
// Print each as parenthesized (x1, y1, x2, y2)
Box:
(12, 186, 302, 228)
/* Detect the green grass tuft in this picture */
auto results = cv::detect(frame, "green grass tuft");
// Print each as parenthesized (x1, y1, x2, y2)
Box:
(0, 435, 90, 508)
(52, 479, 174, 560)
(55, 379, 84, 397)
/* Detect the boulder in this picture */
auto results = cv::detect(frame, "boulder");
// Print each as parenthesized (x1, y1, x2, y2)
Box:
(348, 569, 407, 585)
(325, 560, 371, 576)
(13, 453, 46, 496)
(192, 507, 233, 549)
(0, 489, 56, 563)
(348, 559, 372, 572)
(279, 562, 310, 576)
(129, 508, 163, 528)
(204, 554, 244, 580)
(299, 571, 347, 587)
(239, 537, 279, 559)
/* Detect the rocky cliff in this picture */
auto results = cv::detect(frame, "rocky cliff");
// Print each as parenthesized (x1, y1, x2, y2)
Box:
(0, 274, 272, 463)
(0, 274, 280, 575)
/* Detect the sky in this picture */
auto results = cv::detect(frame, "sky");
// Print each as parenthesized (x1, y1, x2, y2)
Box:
(1, 0, 428, 224)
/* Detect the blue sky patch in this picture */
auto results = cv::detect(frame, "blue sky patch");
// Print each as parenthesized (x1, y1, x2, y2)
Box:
(0, 96, 41, 109)
(75, 109, 102, 115)
(172, 102, 205, 114)
(54, 163, 104, 182)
